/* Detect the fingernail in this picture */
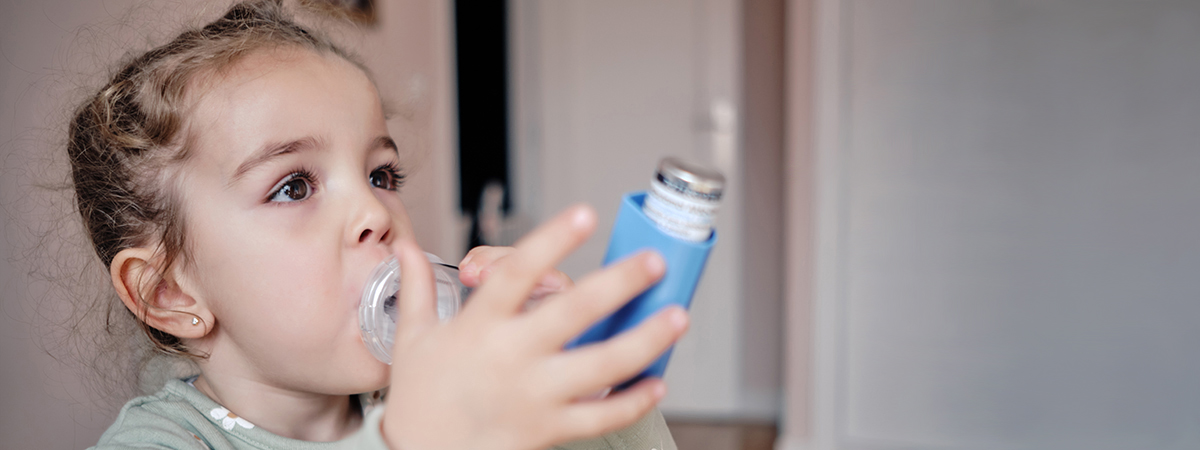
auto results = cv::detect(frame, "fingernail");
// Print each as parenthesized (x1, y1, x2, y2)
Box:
(461, 262, 478, 277)
(571, 205, 595, 229)
(540, 273, 564, 289)
(644, 252, 665, 275)
(668, 308, 688, 330)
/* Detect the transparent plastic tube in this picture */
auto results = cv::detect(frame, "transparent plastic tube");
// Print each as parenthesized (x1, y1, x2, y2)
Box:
(359, 253, 471, 364)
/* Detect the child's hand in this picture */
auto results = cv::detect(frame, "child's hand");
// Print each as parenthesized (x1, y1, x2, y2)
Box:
(381, 205, 688, 450)
(458, 245, 574, 302)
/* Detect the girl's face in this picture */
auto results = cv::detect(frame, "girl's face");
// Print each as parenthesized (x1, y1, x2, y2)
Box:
(177, 49, 411, 395)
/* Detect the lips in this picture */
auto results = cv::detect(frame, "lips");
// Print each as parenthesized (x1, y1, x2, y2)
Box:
(359, 256, 401, 364)
(350, 253, 393, 306)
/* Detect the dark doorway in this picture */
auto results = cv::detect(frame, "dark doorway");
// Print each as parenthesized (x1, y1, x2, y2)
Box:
(455, 0, 510, 249)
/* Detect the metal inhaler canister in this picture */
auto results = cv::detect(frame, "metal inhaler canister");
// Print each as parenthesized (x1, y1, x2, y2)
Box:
(567, 157, 724, 390)
(360, 253, 471, 364)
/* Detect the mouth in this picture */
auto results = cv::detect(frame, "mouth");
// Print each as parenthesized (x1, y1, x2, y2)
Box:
(381, 293, 397, 320)
(359, 256, 400, 365)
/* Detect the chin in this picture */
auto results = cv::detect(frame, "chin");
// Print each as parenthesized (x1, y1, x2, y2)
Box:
(349, 358, 392, 394)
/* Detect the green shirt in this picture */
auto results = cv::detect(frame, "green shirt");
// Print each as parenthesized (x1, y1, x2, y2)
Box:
(90, 378, 677, 450)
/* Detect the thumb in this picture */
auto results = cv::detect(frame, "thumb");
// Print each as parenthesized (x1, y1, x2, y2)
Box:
(394, 239, 439, 342)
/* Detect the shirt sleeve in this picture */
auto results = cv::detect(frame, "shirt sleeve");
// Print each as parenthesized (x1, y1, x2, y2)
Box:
(554, 409, 677, 450)
(88, 404, 212, 450)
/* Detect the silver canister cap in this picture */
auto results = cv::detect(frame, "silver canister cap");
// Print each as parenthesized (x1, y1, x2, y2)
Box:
(656, 157, 726, 201)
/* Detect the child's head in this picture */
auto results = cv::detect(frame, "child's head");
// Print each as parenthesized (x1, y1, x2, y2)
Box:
(69, 0, 412, 395)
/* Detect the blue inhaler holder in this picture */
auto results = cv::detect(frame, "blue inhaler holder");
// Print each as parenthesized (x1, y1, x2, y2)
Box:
(566, 191, 716, 389)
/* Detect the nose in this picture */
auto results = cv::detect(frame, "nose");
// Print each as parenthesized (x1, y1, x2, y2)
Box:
(348, 187, 394, 247)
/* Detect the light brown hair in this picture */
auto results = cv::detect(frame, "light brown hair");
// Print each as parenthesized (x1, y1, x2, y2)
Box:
(68, 0, 362, 358)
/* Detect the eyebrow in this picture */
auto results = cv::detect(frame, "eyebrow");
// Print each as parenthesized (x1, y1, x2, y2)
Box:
(229, 135, 399, 183)
(373, 136, 399, 154)
(231, 136, 322, 182)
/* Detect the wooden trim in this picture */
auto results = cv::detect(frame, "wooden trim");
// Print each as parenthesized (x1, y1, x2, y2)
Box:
(778, 0, 843, 448)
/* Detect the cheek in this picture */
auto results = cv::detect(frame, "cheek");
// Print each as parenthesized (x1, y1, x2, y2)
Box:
(380, 195, 414, 239)
(202, 251, 350, 351)
(186, 205, 347, 326)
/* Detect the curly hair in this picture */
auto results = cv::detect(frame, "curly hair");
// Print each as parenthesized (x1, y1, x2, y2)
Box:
(67, 0, 362, 359)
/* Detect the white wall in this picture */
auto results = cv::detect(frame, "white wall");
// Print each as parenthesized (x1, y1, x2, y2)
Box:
(511, 0, 785, 419)
(0, 0, 455, 447)
(783, 0, 1200, 448)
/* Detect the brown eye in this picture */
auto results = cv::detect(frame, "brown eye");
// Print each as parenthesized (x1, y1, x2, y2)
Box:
(369, 170, 390, 189)
(369, 164, 405, 191)
(269, 172, 315, 203)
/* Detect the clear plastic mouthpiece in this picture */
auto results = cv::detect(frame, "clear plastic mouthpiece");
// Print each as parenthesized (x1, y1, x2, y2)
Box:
(359, 253, 471, 364)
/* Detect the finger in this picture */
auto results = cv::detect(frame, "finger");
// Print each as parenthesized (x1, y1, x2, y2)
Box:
(477, 263, 572, 296)
(394, 239, 439, 341)
(544, 306, 688, 394)
(476, 268, 572, 314)
(526, 251, 665, 347)
(457, 246, 512, 288)
(527, 270, 573, 300)
(553, 379, 666, 443)
(464, 204, 596, 319)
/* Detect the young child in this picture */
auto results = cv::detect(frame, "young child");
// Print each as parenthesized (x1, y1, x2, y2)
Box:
(69, 1, 688, 448)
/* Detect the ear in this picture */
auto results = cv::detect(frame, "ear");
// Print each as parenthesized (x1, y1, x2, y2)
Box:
(110, 247, 213, 339)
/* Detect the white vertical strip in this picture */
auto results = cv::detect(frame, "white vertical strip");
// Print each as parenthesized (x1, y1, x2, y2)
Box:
(509, 0, 542, 222)
(433, 0, 463, 260)
(809, 0, 846, 448)
(772, 0, 843, 446)
(535, 0, 575, 223)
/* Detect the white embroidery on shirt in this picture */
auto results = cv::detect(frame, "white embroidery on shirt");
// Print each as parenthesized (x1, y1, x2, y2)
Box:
(209, 407, 255, 431)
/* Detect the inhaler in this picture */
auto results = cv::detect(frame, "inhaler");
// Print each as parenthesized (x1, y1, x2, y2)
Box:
(358, 157, 724, 379)
(359, 253, 470, 364)
(567, 157, 724, 389)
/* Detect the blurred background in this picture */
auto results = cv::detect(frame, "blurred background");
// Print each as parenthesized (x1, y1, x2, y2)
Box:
(3, 0, 1200, 449)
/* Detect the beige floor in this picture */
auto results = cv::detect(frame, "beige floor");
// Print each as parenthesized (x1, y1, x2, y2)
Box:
(666, 421, 777, 450)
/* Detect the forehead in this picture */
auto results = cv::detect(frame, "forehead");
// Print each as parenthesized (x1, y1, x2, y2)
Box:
(183, 48, 383, 168)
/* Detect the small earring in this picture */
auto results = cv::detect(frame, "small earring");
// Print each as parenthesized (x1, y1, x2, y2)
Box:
(192, 317, 200, 326)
